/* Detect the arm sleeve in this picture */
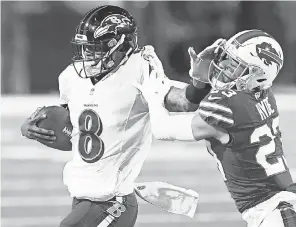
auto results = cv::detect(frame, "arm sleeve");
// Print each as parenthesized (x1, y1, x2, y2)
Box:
(185, 83, 211, 105)
(148, 103, 196, 141)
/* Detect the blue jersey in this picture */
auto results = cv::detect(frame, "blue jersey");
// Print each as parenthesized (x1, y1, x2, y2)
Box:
(198, 88, 292, 213)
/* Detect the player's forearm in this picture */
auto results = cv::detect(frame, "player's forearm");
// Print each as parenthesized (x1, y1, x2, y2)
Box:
(148, 102, 196, 141)
(149, 105, 228, 143)
(165, 81, 211, 112)
(165, 86, 199, 112)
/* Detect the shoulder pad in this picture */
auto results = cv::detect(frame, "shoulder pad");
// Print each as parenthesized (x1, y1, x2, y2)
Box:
(198, 89, 237, 129)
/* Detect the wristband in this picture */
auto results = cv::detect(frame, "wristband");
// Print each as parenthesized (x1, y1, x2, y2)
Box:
(185, 84, 211, 104)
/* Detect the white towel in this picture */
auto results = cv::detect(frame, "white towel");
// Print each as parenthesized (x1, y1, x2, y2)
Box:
(134, 181, 199, 218)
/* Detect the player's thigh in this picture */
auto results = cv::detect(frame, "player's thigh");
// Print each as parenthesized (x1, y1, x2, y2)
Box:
(60, 194, 138, 227)
(260, 202, 296, 227)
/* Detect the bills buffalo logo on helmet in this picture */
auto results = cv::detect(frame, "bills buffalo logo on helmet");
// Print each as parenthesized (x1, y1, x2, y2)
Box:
(255, 42, 282, 70)
(94, 14, 132, 39)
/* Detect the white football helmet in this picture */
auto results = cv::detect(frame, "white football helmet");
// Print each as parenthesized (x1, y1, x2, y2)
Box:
(208, 29, 284, 91)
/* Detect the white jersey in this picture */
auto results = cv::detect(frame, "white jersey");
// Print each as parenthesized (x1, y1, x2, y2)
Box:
(58, 51, 152, 200)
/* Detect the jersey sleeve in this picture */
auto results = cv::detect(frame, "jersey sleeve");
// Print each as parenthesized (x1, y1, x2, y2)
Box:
(138, 46, 153, 84)
(198, 90, 234, 129)
(134, 48, 153, 108)
(58, 65, 72, 105)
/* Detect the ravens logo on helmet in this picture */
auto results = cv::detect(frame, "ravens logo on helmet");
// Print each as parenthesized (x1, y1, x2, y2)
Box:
(71, 5, 138, 81)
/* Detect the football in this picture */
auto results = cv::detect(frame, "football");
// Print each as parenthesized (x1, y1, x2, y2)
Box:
(36, 106, 73, 151)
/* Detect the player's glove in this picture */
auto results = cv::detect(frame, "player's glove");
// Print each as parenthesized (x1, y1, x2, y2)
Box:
(21, 107, 56, 143)
(189, 38, 226, 83)
(142, 45, 167, 77)
(196, 38, 226, 61)
(136, 46, 171, 105)
(134, 69, 171, 105)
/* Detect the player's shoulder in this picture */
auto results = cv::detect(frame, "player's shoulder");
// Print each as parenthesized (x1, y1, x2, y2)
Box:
(199, 88, 277, 130)
(58, 63, 77, 84)
(124, 46, 154, 83)
(126, 46, 153, 66)
(199, 88, 256, 129)
(199, 89, 236, 129)
(202, 89, 239, 104)
(264, 88, 278, 109)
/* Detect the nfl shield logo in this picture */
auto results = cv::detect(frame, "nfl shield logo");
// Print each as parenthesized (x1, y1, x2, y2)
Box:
(255, 92, 261, 99)
(90, 88, 95, 95)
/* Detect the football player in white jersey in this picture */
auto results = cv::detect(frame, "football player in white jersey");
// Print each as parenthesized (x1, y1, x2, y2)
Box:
(21, 5, 210, 227)
(136, 30, 296, 227)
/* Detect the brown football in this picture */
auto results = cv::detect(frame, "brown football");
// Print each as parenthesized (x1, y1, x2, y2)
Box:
(36, 106, 73, 151)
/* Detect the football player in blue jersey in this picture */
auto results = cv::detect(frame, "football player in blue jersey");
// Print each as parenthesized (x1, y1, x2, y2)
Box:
(135, 29, 296, 227)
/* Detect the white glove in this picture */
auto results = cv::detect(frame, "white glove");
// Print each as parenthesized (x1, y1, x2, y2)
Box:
(188, 38, 226, 82)
(141, 45, 168, 79)
(134, 68, 171, 105)
(135, 46, 171, 105)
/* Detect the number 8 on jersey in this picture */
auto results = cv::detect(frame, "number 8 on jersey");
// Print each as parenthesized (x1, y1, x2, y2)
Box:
(78, 109, 105, 163)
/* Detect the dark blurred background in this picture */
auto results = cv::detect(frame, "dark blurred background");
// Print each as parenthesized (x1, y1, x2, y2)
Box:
(2, 1, 296, 94)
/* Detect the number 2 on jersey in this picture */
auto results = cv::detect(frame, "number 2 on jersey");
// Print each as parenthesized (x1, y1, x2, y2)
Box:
(251, 116, 288, 177)
(208, 116, 287, 181)
(78, 109, 104, 163)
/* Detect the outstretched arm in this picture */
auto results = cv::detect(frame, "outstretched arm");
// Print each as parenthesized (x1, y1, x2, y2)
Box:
(159, 41, 226, 113)
(134, 70, 227, 142)
(160, 46, 215, 112)
(148, 94, 226, 142)
(164, 81, 211, 112)
(138, 40, 227, 138)
(165, 86, 195, 112)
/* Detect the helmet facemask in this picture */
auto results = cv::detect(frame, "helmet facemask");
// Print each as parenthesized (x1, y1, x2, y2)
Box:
(208, 44, 265, 91)
(72, 34, 134, 79)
